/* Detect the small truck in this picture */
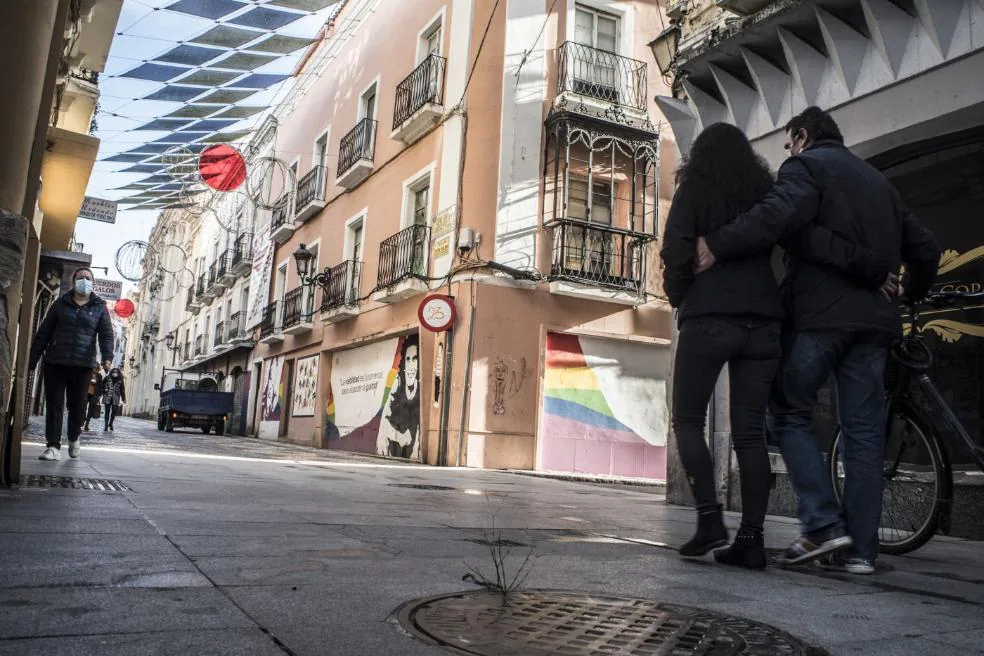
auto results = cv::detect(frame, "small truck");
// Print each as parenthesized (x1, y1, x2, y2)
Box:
(156, 369, 233, 435)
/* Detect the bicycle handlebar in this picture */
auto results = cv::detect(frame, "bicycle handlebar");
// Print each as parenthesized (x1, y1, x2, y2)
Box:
(913, 290, 984, 308)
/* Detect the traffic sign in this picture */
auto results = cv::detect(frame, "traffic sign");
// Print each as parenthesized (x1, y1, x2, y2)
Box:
(418, 295, 455, 333)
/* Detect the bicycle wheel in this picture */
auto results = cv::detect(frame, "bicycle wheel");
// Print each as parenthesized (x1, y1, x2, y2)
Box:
(827, 404, 946, 555)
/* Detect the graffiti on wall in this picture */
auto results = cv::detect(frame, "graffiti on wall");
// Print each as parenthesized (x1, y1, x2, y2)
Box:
(292, 354, 319, 417)
(490, 357, 531, 416)
(324, 334, 421, 459)
(540, 333, 669, 479)
(261, 355, 285, 423)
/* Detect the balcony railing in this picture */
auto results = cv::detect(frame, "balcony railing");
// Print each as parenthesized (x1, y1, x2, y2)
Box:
(271, 196, 291, 232)
(183, 342, 191, 361)
(214, 322, 226, 347)
(377, 224, 430, 289)
(233, 233, 253, 269)
(227, 312, 242, 341)
(296, 165, 327, 213)
(557, 41, 647, 111)
(194, 335, 205, 356)
(216, 252, 229, 279)
(196, 275, 205, 298)
(207, 262, 217, 288)
(337, 118, 377, 177)
(185, 287, 195, 308)
(550, 220, 646, 291)
(320, 260, 362, 312)
(394, 54, 447, 129)
(282, 287, 308, 330)
(259, 301, 280, 338)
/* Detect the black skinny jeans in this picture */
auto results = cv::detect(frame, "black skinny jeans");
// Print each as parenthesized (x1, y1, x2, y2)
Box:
(672, 317, 781, 532)
(104, 403, 117, 430)
(43, 363, 91, 449)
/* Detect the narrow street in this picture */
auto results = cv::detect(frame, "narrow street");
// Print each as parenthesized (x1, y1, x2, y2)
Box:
(0, 417, 980, 655)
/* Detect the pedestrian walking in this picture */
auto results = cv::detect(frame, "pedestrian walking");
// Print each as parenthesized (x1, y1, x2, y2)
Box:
(28, 267, 115, 461)
(661, 123, 880, 570)
(101, 367, 126, 432)
(82, 366, 103, 432)
(696, 107, 941, 574)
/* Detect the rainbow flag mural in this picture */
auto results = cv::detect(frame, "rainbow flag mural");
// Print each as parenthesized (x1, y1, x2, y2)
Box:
(540, 333, 668, 479)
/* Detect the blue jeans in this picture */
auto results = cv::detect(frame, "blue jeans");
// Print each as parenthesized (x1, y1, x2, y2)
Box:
(769, 330, 889, 560)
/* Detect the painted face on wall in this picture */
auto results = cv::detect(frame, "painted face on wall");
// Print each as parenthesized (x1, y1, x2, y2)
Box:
(405, 344, 419, 383)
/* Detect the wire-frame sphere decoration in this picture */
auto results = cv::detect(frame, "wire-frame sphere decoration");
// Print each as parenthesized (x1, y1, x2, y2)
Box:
(115, 240, 157, 283)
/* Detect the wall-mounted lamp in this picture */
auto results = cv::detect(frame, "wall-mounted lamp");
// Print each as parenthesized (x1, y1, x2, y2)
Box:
(648, 24, 680, 77)
(292, 243, 330, 318)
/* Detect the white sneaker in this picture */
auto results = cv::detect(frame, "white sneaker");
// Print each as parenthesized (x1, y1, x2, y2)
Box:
(68, 441, 81, 459)
(38, 447, 60, 461)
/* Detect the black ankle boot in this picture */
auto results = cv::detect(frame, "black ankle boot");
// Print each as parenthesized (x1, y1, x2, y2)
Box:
(679, 506, 728, 557)
(714, 528, 766, 570)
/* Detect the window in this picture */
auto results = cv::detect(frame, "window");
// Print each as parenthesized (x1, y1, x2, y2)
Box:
(422, 23, 442, 60)
(361, 84, 377, 121)
(348, 220, 365, 262)
(568, 177, 612, 224)
(574, 5, 618, 52)
(275, 263, 288, 302)
(313, 132, 328, 168)
(412, 184, 430, 226)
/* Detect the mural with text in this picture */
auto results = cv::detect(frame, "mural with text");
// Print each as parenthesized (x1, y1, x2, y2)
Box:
(324, 334, 421, 459)
(540, 333, 669, 479)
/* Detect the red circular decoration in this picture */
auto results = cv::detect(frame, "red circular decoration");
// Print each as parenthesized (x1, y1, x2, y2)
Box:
(418, 295, 456, 333)
(198, 144, 247, 192)
(114, 299, 135, 319)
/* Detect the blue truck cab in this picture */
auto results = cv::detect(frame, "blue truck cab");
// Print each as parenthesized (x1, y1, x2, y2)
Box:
(157, 369, 234, 435)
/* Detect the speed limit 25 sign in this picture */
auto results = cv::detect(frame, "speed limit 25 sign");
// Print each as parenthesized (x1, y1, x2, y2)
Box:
(418, 294, 456, 333)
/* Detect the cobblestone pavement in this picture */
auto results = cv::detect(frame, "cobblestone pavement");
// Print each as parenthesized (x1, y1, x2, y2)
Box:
(2, 416, 983, 655)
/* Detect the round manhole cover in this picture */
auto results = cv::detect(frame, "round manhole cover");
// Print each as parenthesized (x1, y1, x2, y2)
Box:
(397, 590, 827, 655)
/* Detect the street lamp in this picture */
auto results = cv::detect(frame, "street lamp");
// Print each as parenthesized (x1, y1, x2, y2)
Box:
(165, 331, 182, 366)
(292, 243, 331, 318)
(648, 24, 680, 77)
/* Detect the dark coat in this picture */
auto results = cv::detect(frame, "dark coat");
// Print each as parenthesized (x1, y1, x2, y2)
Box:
(29, 292, 115, 370)
(705, 140, 941, 335)
(102, 375, 126, 406)
(662, 169, 887, 324)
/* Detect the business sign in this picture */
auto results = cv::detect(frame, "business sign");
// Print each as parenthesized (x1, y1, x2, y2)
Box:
(93, 279, 122, 301)
(79, 196, 118, 224)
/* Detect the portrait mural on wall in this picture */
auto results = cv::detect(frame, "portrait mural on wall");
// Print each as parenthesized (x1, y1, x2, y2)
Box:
(260, 355, 285, 423)
(292, 354, 319, 418)
(323, 334, 421, 460)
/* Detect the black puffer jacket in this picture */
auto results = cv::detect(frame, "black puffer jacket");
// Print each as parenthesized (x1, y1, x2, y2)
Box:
(706, 141, 941, 335)
(29, 292, 114, 370)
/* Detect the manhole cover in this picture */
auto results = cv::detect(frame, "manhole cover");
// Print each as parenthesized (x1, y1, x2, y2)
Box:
(20, 475, 130, 492)
(389, 484, 456, 491)
(397, 590, 827, 655)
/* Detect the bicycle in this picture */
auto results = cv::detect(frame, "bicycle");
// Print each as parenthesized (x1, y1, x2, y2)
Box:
(826, 289, 984, 555)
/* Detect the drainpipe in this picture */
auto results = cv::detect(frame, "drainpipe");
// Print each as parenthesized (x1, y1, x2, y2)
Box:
(455, 279, 477, 467)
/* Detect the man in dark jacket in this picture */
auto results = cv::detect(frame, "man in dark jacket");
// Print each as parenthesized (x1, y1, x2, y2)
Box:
(29, 267, 115, 460)
(697, 108, 941, 573)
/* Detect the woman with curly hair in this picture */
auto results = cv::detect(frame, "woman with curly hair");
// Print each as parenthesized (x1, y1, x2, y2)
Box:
(661, 123, 878, 569)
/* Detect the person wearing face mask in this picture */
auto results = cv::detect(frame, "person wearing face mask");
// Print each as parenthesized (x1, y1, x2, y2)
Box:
(101, 367, 126, 432)
(28, 267, 114, 461)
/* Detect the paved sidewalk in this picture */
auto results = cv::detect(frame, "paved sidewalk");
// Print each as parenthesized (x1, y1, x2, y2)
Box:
(1, 416, 983, 655)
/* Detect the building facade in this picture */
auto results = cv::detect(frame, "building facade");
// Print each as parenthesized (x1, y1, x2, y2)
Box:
(1, 0, 123, 485)
(127, 0, 679, 478)
(653, 0, 984, 528)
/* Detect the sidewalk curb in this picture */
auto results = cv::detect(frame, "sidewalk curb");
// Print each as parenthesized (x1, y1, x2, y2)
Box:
(505, 469, 667, 490)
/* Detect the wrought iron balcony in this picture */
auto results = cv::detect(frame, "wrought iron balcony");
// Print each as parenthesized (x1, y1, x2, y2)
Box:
(337, 118, 377, 188)
(320, 260, 362, 314)
(232, 232, 253, 275)
(194, 335, 205, 356)
(282, 286, 312, 334)
(295, 165, 327, 223)
(186, 287, 200, 312)
(207, 263, 217, 287)
(259, 300, 283, 343)
(218, 249, 235, 285)
(214, 322, 226, 348)
(195, 274, 206, 299)
(227, 311, 243, 341)
(549, 220, 646, 295)
(557, 41, 648, 112)
(183, 342, 191, 361)
(374, 224, 430, 303)
(393, 54, 446, 143)
(271, 194, 295, 244)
